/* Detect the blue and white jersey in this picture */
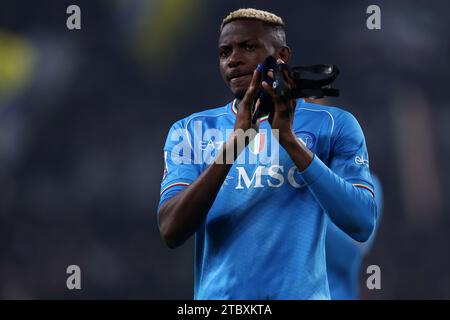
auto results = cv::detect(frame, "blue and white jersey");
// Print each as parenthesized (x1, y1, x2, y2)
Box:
(158, 98, 375, 300)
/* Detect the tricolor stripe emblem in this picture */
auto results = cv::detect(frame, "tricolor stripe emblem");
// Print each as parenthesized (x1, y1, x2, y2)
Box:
(160, 182, 190, 195)
(249, 132, 266, 154)
(353, 183, 375, 197)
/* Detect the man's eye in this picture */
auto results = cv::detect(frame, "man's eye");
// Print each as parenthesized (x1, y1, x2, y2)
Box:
(244, 44, 255, 51)
(219, 50, 230, 58)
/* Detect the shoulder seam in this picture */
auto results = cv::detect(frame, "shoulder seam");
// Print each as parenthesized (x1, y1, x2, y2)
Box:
(297, 107, 335, 137)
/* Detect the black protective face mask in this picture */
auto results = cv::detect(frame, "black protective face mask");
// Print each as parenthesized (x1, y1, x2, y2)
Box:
(252, 56, 340, 123)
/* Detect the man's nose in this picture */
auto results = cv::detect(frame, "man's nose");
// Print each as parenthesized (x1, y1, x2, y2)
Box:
(228, 49, 244, 68)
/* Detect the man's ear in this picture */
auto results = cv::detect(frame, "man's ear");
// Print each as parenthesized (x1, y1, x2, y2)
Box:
(277, 46, 291, 63)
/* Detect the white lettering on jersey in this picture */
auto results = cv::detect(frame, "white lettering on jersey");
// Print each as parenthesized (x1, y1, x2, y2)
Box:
(267, 165, 284, 188)
(234, 165, 306, 189)
(236, 166, 264, 189)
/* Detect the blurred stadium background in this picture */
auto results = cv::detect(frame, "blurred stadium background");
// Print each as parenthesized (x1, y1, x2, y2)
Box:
(0, 0, 449, 299)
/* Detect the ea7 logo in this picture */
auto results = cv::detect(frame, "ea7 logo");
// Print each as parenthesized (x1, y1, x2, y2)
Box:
(200, 139, 223, 151)
(355, 156, 369, 166)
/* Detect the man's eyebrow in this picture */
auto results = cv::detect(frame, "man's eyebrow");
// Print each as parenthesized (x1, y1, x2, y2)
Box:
(238, 38, 260, 45)
(219, 38, 259, 48)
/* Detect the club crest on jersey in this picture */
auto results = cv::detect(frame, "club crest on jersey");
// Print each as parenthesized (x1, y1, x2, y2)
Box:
(249, 132, 266, 155)
(295, 131, 316, 150)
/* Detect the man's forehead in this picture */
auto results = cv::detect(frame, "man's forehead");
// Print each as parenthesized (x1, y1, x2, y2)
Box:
(219, 19, 267, 45)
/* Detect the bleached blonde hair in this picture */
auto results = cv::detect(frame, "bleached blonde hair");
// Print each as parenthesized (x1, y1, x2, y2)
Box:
(220, 8, 287, 46)
(221, 8, 285, 30)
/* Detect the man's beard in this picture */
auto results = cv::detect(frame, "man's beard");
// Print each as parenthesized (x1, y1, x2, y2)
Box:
(233, 88, 247, 100)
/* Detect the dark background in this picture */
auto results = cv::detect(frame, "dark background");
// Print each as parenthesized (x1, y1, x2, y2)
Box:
(0, 0, 449, 299)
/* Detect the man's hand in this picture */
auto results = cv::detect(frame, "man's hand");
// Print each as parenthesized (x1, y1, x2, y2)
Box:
(261, 58, 314, 172)
(233, 68, 262, 132)
(261, 59, 298, 146)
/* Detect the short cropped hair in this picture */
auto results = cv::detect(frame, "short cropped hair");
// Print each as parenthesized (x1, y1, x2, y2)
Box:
(220, 8, 287, 47)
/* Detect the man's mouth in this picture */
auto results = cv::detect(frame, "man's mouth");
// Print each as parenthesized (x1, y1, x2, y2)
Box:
(228, 72, 252, 84)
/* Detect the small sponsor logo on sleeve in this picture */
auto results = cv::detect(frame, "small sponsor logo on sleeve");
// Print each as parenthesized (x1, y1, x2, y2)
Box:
(355, 155, 369, 166)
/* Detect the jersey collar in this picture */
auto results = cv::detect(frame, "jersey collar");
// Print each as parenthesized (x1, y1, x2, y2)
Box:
(229, 98, 305, 121)
(229, 99, 270, 122)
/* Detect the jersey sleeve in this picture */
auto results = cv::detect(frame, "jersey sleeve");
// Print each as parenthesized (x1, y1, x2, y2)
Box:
(158, 120, 201, 210)
(329, 110, 374, 196)
(359, 172, 384, 253)
(298, 109, 377, 242)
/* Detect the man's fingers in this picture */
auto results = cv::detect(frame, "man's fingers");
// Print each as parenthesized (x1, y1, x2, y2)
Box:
(248, 68, 261, 94)
(241, 69, 260, 105)
(252, 98, 261, 117)
(251, 98, 261, 124)
(262, 81, 276, 99)
(283, 69, 295, 89)
(275, 58, 295, 89)
(250, 66, 261, 87)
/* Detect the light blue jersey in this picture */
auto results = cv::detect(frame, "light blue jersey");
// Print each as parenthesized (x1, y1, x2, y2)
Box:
(326, 173, 383, 299)
(158, 98, 376, 300)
